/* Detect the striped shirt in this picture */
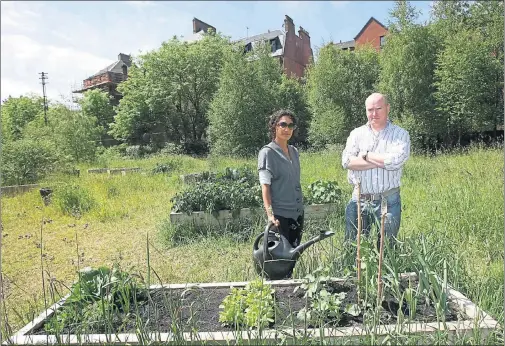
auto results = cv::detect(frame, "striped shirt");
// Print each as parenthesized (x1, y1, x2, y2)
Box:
(341, 120, 411, 195)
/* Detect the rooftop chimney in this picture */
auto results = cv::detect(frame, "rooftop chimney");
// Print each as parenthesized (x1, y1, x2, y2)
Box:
(298, 26, 310, 39)
(192, 17, 216, 34)
(284, 15, 295, 35)
(118, 53, 132, 67)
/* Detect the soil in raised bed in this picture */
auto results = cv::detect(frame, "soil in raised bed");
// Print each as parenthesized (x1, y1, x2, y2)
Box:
(31, 278, 461, 335)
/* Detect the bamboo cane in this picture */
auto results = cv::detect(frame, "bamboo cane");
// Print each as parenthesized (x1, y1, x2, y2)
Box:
(377, 199, 387, 307)
(356, 181, 362, 305)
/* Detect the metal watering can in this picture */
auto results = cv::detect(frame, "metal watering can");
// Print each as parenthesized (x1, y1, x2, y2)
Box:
(252, 222, 335, 280)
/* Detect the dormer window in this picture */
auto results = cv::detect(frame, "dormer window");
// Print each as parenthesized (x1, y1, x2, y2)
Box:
(270, 37, 280, 52)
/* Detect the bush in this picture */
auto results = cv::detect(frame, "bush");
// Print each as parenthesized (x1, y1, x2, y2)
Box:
(54, 184, 96, 216)
(160, 142, 184, 156)
(171, 181, 262, 215)
(171, 167, 260, 214)
(304, 180, 343, 205)
(1, 138, 58, 186)
(151, 158, 181, 175)
(124, 145, 154, 159)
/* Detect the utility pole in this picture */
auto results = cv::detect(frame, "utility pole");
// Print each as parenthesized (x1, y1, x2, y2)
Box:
(39, 72, 48, 125)
(246, 26, 249, 39)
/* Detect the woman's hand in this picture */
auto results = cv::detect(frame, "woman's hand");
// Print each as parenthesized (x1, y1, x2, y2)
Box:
(268, 214, 280, 227)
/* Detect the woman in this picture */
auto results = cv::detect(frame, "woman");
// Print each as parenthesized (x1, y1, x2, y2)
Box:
(257, 109, 304, 248)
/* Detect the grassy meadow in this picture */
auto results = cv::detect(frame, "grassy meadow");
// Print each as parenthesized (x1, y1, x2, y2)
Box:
(1, 145, 503, 343)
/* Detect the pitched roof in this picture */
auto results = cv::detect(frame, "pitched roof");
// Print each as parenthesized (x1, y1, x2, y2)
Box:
(86, 54, 131, 80)
(235, 30, 283, 45)
(332, 39, 355, 49)
(354, 16, 388, 40)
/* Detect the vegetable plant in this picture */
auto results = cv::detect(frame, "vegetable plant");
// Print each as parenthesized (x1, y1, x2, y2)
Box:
(219, 279, 275, 329)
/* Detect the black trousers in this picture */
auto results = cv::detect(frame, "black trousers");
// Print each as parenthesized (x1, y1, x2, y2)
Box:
(274, 214, 304, 247)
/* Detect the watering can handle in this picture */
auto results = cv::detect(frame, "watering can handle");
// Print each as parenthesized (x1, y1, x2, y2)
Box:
(264, 222, 277, 258)
(252, 222, 277, 251)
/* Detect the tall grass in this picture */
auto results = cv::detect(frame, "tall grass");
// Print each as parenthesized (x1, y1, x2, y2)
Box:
(1, 145, 503, 344)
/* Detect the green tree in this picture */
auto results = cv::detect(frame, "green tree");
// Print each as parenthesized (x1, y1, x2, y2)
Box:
(24, 104, 102, 163)
(1, 94, 43, 141)
(1, 138, 58, 186)
(111, 32, 230, 153)
(306, 44, 379, 148)
(79, 89, 115, 138)
(433, 29, 501, 144)
(53, 106, 103, 162)
(208, 43, 282, 156)
(277, 75, 311, 146)
(430, 0, 503, 145)
(378, 0, 442, 148)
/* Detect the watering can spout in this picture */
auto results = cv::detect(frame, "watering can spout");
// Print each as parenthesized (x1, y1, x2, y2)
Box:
(292, 229, 335, 257)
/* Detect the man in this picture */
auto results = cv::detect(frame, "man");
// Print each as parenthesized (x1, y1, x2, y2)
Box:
(341, 93, 410, 244)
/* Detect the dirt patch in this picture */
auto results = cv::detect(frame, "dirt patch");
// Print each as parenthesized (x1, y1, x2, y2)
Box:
(31, 278, 461, 335)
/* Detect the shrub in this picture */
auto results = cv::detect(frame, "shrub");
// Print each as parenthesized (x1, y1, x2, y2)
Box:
(171, 181, 262, 215)
(1, 138, 58, 186)
(304, 180, 343, 205)
(171, 167, 261, 214)
(54, 183, 96, 216)
(124, 145, 153, 159)
(150, 158, 181, 175)
(160, 142, 184, 156)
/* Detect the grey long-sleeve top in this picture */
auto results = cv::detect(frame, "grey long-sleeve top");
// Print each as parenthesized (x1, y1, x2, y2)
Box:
(257, 141, 304, 220)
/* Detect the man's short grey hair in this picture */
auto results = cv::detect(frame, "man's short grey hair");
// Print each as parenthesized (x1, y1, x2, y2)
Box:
(366, 93, 389, 106)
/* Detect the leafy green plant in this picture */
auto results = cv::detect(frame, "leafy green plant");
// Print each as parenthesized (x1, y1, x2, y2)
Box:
(1, 138, 59, 185)
(45, 265, 147, 335)
(219, 280, 275, 329)
(171, 167, 261, 215)
(54, 183, 96, 216)
(304, 180, 343, 205)
(295, 266, 347, 326)
(151, 158, 180, 175)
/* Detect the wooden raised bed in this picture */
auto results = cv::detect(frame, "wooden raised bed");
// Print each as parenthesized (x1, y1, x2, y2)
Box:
(169, 204, 338, 226)
(5, 273, 499, 345)
(87, 168, 140, 175)
(0, 184, 39, 196)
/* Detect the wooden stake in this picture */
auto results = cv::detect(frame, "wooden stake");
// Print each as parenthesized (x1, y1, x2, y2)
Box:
(377, 198, 387, 306)
(356, 181, 362, 305)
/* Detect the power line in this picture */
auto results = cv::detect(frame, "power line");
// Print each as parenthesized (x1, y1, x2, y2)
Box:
(39, 72, 49, 125)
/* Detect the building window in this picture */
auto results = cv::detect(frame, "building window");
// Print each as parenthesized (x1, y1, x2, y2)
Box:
(244, 43, 252, 53)
(380, 35, 386, 48)
(271, 38, 279, 52)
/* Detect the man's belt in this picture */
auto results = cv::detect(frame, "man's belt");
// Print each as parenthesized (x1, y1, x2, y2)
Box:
(358, 187, 400, 201)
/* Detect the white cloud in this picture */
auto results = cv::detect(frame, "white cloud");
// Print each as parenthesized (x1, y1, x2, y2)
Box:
(1, 34, 112, 100)
(1, 1, 195, 103)
(0, 1, 42, 31)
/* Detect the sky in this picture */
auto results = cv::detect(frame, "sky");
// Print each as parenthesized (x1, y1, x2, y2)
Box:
(1, 0, 433, 104)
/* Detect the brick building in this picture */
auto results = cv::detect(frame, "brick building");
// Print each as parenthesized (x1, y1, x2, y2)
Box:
(73, 15, 313, 106)
(333, 17, 388, 51)
(73, 53, 132, 106)
(235, 15, 313, 79)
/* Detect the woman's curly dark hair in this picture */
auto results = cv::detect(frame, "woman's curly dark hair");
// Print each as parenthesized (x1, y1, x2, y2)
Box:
(268, 109, 296, 140)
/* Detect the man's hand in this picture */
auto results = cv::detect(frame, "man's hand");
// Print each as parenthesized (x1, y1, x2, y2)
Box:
(347, 152, 378, 171)
(365, 152, 386, 169)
